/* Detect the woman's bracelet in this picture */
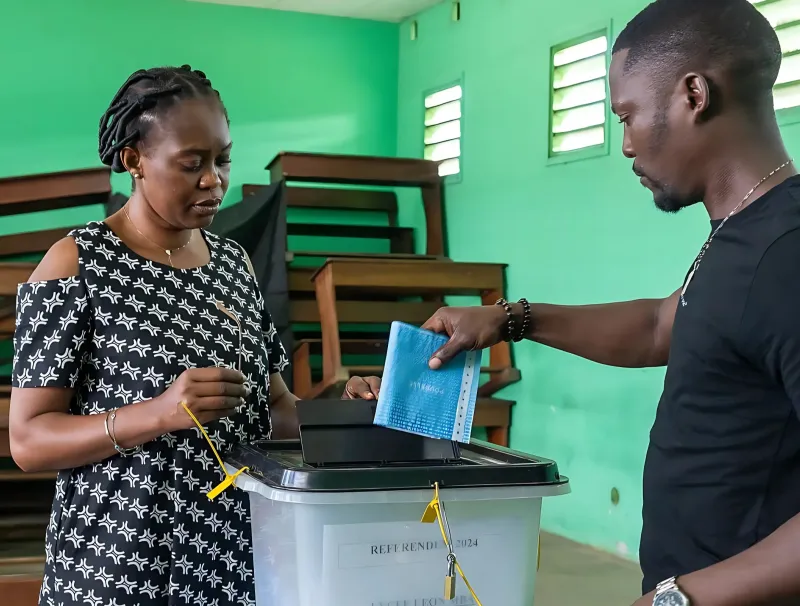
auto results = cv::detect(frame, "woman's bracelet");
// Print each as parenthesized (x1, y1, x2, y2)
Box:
(104, 408, 142, 457)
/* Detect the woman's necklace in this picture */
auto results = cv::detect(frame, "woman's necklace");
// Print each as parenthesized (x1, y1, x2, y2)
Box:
(680, 159, 793, 307)
(122, 204, 193, 268)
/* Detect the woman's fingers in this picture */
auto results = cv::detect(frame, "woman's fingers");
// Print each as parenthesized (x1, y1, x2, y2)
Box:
(364, 376, 381, 398)
(343, 376, 376, 400)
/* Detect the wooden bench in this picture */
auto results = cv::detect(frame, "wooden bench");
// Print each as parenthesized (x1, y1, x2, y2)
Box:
(0, 384, 50, 606)
(0, 264, 35, 358)
(0, 228, 72, 258)
(243, 185, 400, 227)
(289, 260, 442, 295)
(0, 531, 46, 606)
(0, 562, 43, 606)
(473, 398, 515, 447)
(288, 260, 448, 325)
(0, 264, 36, 298)
(0, 264, 36, 344)
(0, 167, 111, 217)
(0, 384, 52, 606)
(266, 151, 446, 257)
(0, 385, 9, 458)
(0, 302, 14, 339)
(290, 299, 443, 325)
(287, 222, 415, 255)
(288, 251, 440, 263)
(1, 385, 9, 421)
(305, 258, 520, 399)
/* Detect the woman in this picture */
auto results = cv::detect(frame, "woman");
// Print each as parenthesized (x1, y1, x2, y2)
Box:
(9, 65, 381, 606)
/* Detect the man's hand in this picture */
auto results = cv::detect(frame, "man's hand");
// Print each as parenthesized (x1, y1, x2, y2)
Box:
(342, 376, 382, 400)
(631, 591, 655, 606)
(422, 305, 508, 369)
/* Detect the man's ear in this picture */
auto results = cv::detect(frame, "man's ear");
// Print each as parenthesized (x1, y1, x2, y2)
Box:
(683, 73, 712, 121)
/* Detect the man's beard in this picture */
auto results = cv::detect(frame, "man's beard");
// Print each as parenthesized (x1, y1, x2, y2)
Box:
(646, 106, 702, 214)
(652, 184, 699, 214)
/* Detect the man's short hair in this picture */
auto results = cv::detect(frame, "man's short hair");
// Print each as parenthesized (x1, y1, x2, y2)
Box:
(612, 0, 782, 111)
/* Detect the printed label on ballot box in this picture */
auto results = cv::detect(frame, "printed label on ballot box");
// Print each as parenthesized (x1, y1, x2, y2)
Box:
(321, 518, 530, 605)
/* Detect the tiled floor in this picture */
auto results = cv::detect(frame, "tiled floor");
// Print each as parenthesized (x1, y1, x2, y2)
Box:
(536, 532, 643, 605)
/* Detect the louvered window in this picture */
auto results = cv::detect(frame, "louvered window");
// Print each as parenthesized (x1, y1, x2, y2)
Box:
(424, 85, 462, 177)
(750, 0, 800, 110)
(549, 33, 609, 157)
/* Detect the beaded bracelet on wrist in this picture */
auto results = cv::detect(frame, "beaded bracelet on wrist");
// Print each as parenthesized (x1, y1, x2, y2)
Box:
(515, 298, 532, 342)
(495, 297, 522, 342)
(495, 297, 515, 342)
(495, 297, 532, 342)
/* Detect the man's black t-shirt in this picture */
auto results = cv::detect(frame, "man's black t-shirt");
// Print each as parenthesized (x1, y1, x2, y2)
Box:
(640, 174, 800, 593)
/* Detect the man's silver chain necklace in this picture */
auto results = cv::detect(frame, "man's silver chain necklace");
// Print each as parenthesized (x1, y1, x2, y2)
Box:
(680, 159, 793, 307)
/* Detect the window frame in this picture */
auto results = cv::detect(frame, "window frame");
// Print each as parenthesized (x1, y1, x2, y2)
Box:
(546, 24, 612, 167)
(422, 75, 465, 185)
(750, 0, 800, 126)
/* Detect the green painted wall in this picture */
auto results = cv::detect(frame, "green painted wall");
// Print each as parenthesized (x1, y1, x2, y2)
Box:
(0, 0, 400, 375)
(0, 0, 399, 237)
(9, 0, 799, 564)
(397, 0, 800, 561)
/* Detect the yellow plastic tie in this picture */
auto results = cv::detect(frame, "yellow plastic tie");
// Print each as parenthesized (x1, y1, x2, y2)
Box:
(181, 401, 248, 500)
(420, 482, 483, 606)
(420, 482, 441, 523)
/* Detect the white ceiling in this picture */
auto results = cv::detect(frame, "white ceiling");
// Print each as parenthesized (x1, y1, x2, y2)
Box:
(186, 0, 445, 22)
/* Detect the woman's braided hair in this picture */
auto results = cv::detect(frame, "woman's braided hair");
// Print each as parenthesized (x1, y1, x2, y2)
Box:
(98, 65, 228, 173)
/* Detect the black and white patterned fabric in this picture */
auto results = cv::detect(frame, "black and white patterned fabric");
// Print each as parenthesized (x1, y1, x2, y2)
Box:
(12, 221, 288, 606)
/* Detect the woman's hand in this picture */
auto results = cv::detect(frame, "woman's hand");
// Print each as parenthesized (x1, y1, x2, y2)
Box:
(9, 366, 248, 473)
(422, 305, 508, 369)
(342, 376, 382, 400)
(155, 367, 248, 431)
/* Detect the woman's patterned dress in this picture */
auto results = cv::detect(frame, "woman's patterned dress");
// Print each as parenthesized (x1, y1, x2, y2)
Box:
(12, 220, 288, 605)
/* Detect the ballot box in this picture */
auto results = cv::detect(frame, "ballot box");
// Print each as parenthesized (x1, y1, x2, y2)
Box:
(226, 399, 570, 606)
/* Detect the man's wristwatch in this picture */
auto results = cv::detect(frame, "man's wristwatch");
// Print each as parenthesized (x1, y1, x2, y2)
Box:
(653, 576, 691, 606)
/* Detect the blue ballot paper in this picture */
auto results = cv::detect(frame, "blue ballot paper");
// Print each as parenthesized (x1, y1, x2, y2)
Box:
(374, 321, 482, 443)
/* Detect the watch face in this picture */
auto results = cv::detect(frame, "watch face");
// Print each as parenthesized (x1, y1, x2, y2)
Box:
(654, 590, 689, 606)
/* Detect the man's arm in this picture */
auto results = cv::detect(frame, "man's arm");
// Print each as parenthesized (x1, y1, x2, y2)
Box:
(425, 289, 680, 369)
(636, 232, 800, 606)
(636, 514, 800, 606)
(512, 290, 680, 368)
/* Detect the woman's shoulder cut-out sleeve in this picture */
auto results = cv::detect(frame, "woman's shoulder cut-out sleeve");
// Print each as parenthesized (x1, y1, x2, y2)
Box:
(12, 276, 92, 389)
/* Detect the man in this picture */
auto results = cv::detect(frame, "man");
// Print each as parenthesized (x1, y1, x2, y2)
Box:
(349, 0, 800, 604)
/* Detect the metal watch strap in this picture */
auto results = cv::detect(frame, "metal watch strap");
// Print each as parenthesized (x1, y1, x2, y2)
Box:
(654, 576, 688, 605)
(655, 577, 678, 595)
